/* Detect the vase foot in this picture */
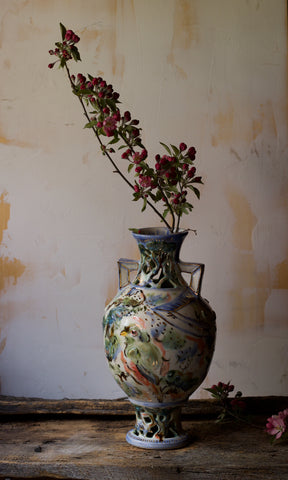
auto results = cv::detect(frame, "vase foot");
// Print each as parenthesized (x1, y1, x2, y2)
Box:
(126, 403, 190, 449)
(126, 429, 190, 450)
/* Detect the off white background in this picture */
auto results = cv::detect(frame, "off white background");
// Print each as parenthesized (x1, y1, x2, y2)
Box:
(0, 0, 287, 399)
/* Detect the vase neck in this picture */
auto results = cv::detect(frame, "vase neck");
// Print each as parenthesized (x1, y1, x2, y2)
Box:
(131, 228, 188, 288)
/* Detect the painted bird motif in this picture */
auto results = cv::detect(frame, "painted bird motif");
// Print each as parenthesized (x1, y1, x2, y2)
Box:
(120, 324, 165, 385)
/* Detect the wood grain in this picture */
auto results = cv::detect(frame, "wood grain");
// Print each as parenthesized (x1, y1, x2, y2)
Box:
(0, 415, 288, 479)
(0, 396, 287, 479)
(0, 395, 287, 417)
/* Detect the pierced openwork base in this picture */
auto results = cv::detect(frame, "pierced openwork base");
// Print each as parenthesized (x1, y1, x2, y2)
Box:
(126, 404, 190, 450)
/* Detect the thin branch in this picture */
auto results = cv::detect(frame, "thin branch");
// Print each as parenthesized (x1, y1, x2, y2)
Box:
(64, 64, 172, 231)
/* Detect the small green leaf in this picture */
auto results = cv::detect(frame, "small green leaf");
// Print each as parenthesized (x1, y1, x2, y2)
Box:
(162, 208, 170, 219)
(71, 47, 81, 62)
(192, 186, 200, 199)
(59, 57, 66, 68)
(108, 136, 119, 145)
(171, 144, 180, 156)
(60, 23, 66, 41)
(84, 120, 98, 129)
(128, 163, 134, 173)
(160, 142, 172, 155)
(141, 197, 147, 212)
(106, 99, 117, 112)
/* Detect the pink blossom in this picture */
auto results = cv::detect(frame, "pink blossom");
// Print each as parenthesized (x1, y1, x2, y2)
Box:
(113, 111, 121, 122)
(279, 409, 288, 419)
(139, 175, 155, 189)
(103, 117, 117, 137)
(266, 414, 286, 439)
(134, 185, 140, 193)
(132, 152, 142, 164)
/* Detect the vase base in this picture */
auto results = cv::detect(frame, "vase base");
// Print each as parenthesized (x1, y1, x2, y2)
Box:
(126, 429, 190, 450)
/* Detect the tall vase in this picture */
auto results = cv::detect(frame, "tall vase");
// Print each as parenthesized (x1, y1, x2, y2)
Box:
(103, 227, 216, 449)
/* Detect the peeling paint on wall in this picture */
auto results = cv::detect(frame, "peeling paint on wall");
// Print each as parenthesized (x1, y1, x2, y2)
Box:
(211, 100, 278, 147)
(0, 192, 26, 294)
(167, 0, 199, 78)
(226, 188, 257, 251)
(274, 258, 288, 289)
(0, 129, 33, 148)
(0, 334, 7, 355)
(226, 186, 271, 330)
(0, 257, 26, 294)
(0, 192, 10, 245)
(211, 103, 234, 147)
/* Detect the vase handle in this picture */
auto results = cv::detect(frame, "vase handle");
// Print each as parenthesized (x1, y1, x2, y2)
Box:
(179, 261, 205, 295)
(118, 258, 139, 289)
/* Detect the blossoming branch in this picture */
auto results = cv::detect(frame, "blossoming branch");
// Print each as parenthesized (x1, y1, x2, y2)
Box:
(48, 23, 203, 233)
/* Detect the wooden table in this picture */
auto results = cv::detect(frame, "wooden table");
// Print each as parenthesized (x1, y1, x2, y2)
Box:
(0, 396, 287, 480)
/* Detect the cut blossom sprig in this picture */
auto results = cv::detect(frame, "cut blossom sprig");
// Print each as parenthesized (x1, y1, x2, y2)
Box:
(205, 381, 246, 423)
(48, 23, 203, 233)
(266, 409, 288, 442)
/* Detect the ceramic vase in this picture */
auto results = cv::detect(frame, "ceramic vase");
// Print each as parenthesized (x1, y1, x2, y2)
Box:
(103, 227, 216, 449)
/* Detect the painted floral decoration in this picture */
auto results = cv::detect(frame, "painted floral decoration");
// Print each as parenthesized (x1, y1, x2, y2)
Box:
(48, 24, 203, 233)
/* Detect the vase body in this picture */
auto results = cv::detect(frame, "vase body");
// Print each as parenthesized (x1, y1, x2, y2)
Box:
(103, 227, 216, 449)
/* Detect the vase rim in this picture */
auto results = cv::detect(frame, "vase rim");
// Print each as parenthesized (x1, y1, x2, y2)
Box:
(130, 227, 189, 239)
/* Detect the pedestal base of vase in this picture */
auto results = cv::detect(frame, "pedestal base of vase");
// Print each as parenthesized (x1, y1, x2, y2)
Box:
(126, 403, 190, 450)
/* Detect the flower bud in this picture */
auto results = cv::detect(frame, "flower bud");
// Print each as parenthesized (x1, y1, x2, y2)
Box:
(72, 34, 80, 43)
(124, 111, 131, 122)
(187, 146, 196, 160)
(65, 30, 74, 41)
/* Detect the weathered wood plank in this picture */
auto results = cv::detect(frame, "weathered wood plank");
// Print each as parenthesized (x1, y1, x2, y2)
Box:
(0, 415, 287, 479)
(0, 395, 287, 417)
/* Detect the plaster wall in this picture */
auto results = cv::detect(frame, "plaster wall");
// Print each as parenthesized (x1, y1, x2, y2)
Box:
(0, 0, 287, 399)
